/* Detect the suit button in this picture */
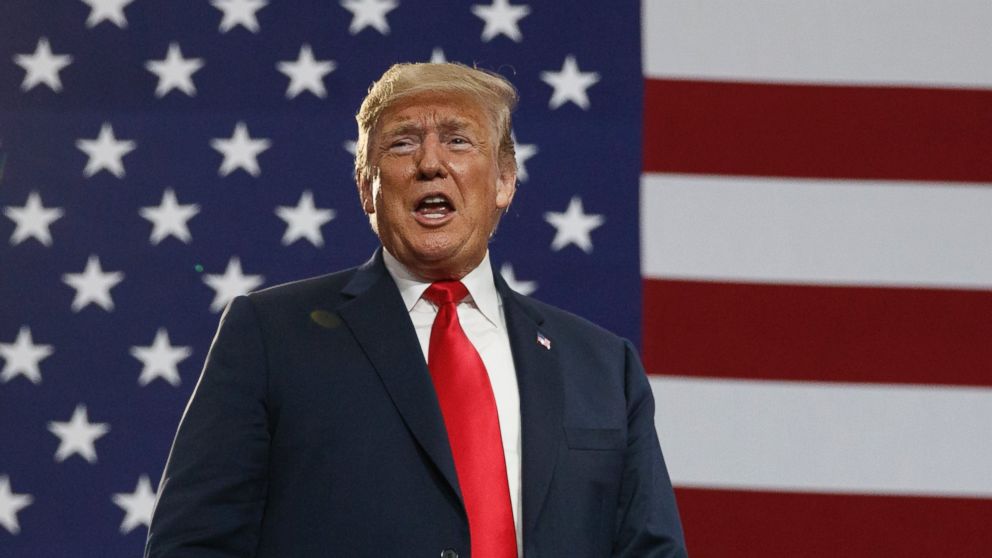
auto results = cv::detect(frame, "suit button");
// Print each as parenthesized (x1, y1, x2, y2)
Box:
(440, 550, 458, 558)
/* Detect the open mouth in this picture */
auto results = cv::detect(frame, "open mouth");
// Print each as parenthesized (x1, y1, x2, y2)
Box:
(414, 193, 455, 221)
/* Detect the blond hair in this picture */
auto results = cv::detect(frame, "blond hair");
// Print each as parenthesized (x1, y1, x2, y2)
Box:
(354, 62, 518, 184)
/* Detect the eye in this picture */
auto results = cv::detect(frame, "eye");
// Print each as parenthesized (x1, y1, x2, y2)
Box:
(387, 138, 417, 153)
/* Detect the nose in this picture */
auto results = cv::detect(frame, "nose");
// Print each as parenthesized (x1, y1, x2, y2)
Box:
(415, 134, 447, 180)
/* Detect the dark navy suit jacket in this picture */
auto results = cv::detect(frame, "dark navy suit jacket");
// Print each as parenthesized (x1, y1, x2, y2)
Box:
(145, 251, 687, 557)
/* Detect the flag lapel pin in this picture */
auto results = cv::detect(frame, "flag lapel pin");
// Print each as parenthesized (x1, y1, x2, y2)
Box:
(536, 332, 551, 350)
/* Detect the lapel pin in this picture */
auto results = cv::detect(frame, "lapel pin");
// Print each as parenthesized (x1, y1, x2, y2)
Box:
(537, 332, 551, 350)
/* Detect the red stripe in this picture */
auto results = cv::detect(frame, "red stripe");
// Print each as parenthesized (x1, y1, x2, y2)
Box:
(675, 487, 992, 558)
(642, 278, 992, 387)
(642, 78, 992, 183)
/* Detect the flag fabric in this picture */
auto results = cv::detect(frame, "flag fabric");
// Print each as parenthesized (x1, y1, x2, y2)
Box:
(0, 1, 641, 556)
(641, 1, 992, 556)
(4, 1, 991, 557)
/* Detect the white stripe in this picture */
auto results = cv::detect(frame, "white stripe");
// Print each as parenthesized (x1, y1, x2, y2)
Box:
(640, 174, 992, 290)
(650, 375, 992, 497)
(643, 0, 992, 89)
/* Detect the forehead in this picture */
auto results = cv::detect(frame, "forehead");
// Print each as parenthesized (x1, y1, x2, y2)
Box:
(377, 91, 494, 134)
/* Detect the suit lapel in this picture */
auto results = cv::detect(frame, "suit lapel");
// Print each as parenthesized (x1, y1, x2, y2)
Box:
(336, 252, 565, 533)
(496, 273, 563, 537)
(336, 251, 462, 502)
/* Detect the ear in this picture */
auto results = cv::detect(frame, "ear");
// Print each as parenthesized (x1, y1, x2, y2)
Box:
(358, 174, 375, 214)
(495, 167, 517, 210)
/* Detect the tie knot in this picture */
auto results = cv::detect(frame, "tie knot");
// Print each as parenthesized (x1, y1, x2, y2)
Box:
(423, 281, 469, 307)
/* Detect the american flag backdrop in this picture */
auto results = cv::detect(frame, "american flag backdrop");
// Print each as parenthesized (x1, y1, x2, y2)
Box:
(641, 1, 992, 557)
(1, 1, 641, 556)
(0, 1, 990, 557)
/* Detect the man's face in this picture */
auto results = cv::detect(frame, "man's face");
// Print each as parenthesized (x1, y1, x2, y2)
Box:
(359, 91, 516, 280)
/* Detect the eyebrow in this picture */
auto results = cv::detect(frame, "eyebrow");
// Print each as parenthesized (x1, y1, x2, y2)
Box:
(381, 116, 476, 138)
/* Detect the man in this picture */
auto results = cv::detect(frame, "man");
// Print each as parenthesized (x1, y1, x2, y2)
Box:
(145, 62, 687, 558)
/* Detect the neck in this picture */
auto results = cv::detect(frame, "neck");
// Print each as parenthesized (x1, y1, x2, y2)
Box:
(382, 248, 489, 283)
(384, 250, 486, 282)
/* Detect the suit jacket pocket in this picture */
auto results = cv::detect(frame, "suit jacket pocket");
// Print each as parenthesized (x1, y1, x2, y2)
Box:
(564, 427, 624, 450)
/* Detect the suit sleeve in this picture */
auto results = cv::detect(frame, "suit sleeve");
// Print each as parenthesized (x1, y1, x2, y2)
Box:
(145, 296, 271, 558)
(612, 340, 689, 557)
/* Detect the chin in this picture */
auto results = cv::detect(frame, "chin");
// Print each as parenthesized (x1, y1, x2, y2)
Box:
(409, 247, 479, 279)
(408, 232, 462, 259)
(413, 247, 464, 268)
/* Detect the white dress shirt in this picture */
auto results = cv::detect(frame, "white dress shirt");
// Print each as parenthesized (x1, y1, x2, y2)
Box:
(382, 249, 522, 557)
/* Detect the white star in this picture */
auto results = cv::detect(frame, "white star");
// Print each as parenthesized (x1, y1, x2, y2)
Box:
(500, 263, 537, 296)
(540, 55, 600, 110)
(80, 0, 134, 29)
(75, 122, 136, 178)
(12, 37, 73, 93)
(3, 192, 64, 247)
(112, 475, 157, 534)
(139, 188, 200, 245)
(0, 476, 33, 535)
(342, 140, 357, 155)
(203, 257, 265, 313)
(48, 404, 110, 464)
(341, 0, 398, 35)
(430, 47, 447, 63)
(277, 44, 336, 99)
(0, 326, 54, 385)
(130, 328, 192, 387)
(211, 0, 268, 33)
(62, 254, 125, 312)
(471, 0, 530, 42)
(276, 190, 336, 247)
(211, 122, 271, 177)
(145, 42, 204, 98)
(544, 196, 604, 253)
(511, 133, 537, 183)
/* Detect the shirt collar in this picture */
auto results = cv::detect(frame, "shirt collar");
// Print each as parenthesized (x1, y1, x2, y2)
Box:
(382, 248, 503, 329)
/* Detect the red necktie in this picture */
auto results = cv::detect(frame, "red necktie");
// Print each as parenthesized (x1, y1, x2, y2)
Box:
(423, 281, 517, 558)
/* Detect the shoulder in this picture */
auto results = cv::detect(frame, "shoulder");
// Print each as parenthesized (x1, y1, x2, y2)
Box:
(506, 292, 644, 421)
(242, 265, 362, 317)
(252, 267, 356, 300)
